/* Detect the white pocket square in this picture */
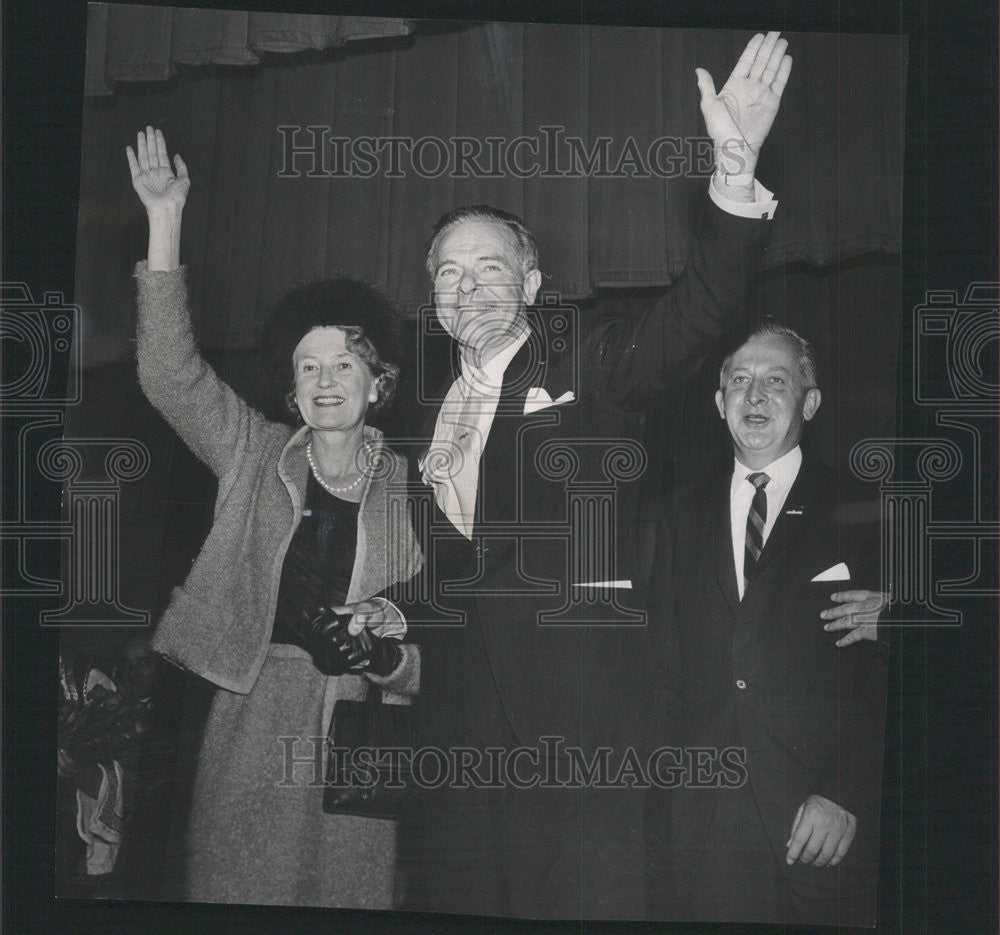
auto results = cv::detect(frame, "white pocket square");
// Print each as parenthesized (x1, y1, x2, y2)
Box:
(523, 387, 575, 415)
(572, 579, 633, 589)
(811, 562, 850, 582)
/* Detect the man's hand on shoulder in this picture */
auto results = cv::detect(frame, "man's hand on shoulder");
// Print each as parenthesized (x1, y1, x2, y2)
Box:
(785, 794, 857, 867)
(822, 589, 889, 647)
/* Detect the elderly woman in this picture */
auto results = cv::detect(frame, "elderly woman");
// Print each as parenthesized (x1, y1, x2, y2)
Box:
(127, 127, 421, 908)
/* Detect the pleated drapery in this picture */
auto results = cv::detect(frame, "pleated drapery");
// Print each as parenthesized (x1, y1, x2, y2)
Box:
(77, 11, 905, 358)
(85, 4, 414, 94)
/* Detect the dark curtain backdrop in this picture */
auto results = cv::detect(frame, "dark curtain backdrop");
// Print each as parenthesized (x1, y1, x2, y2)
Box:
(68, 12, 904, 615)
(75, 15, 905, 359)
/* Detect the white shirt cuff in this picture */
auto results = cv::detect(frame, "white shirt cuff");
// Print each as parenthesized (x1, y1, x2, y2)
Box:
(369, 596, 407, 638)
(708, 178, 779, 220)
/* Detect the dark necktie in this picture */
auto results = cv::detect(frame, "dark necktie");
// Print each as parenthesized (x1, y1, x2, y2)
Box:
(744, 471, 770, 592)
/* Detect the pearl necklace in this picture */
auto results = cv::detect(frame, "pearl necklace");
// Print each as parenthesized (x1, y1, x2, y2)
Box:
(306, 440, 373, 495)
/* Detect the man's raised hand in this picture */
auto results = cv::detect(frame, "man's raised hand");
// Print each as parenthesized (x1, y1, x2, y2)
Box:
(697, 31, 792, 177)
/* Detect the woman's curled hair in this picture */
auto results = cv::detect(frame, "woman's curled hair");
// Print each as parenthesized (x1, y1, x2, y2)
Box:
(259, 278, 403, 423)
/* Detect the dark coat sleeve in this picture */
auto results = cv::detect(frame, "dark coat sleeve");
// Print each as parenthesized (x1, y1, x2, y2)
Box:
(586, 201, 771, 411)
(642, 490, 685, 749)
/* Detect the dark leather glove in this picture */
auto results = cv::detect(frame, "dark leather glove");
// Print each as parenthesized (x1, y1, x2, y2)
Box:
(298, 608, 355, 675)
(307, 606, 402, 677)
(350, 625, 404, 677)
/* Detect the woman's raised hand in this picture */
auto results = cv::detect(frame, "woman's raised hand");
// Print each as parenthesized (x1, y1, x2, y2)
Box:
(126, 126, 189, 215)
(126, 126, 188, 270)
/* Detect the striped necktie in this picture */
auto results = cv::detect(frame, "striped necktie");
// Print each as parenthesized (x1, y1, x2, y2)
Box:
(744, 471, 770, 592)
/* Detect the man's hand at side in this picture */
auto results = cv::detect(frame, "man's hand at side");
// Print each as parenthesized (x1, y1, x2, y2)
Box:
(785, 794, 857, 867)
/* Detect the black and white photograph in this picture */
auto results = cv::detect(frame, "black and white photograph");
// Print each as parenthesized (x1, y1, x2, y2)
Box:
(3, 2, 997, 934)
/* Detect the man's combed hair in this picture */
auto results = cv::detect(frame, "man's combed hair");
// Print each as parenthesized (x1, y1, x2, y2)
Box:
(719, 321, 819, 389)
(259, 277, 402, 423)
(425, 204, 540, 278)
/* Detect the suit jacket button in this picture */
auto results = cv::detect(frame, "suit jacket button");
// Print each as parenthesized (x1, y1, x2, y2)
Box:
(736, 679, 747, 690)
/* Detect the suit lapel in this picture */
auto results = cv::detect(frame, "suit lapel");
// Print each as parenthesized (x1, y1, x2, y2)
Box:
(495, 325, 556, 415)
(477, 333, 554, 530)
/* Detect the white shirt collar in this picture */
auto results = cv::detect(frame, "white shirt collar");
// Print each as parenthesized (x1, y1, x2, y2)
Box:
(732, 445, 802, 493)
(460, 328, 530, 396)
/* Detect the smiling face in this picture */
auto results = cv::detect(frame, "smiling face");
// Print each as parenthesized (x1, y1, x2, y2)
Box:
(715, 333, 822, 469)
(292, 326, 378, 434)
(430, 218, 541, 364)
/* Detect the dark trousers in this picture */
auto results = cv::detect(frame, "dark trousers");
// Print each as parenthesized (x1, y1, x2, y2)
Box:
(405, 783, 645, 919)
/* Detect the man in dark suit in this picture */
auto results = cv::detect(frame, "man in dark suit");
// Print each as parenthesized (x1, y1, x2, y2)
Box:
(329, 32, 812, 920)
(647, 324, 888, 925)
